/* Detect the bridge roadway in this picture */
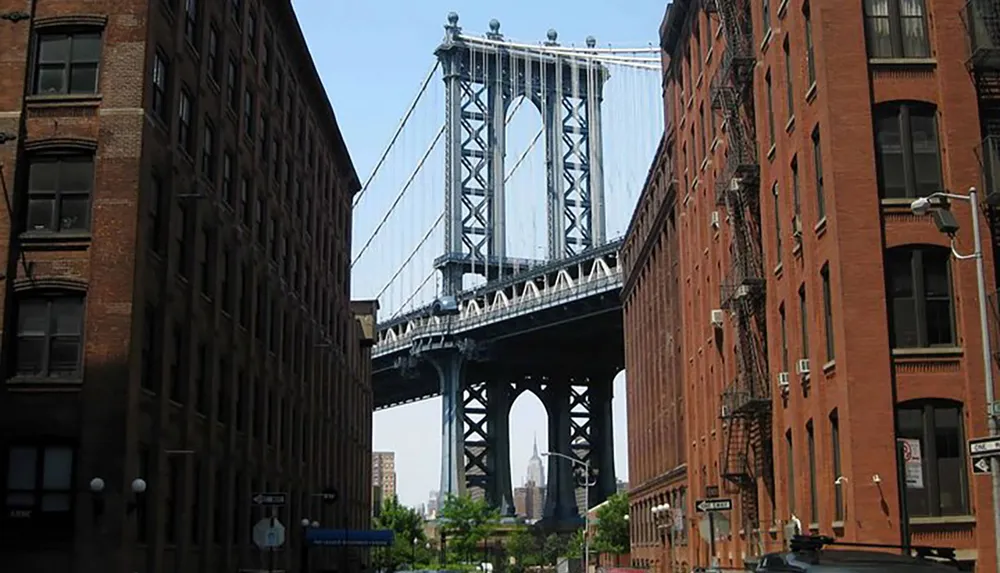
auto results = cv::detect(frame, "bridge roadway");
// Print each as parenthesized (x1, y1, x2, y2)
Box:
(372, 239, 626, 409)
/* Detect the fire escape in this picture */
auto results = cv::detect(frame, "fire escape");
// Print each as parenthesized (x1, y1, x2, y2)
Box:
(966, 0, 1000, 256)
(711, 0, 773, 540)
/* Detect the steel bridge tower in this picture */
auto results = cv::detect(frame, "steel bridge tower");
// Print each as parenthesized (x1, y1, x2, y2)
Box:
(425, 13, 617, 524)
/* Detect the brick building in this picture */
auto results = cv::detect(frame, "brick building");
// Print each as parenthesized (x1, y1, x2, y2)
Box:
(625, 0, 1000, 571)
(0, 1, 374, 573)
(371, 450, 396, 507)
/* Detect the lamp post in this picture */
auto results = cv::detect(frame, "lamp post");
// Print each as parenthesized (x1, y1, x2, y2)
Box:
(911, 187, 1000, 573)
(300, 518, 319, 573)
(652, 504, 672, 572)
(542, 451, 598, 572)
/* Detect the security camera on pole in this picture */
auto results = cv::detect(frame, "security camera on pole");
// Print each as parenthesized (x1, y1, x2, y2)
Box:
(910, 187, 1000, 573)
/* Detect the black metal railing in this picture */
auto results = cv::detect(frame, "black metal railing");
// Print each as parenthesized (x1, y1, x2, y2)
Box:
(965, 0, 1000, 69)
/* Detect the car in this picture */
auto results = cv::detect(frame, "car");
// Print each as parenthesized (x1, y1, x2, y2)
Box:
(748, 535, 966, 572)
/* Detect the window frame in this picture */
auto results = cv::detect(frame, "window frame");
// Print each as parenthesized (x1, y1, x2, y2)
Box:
(812, 126, 825, 220)
(151, 49, 169, 121)
(886, 245, 956, 348)
(783, 36, 794, 120)
(13, 293, 86, 379)
(807, 420, 818, 524)
(821, 264, 834, 361)
(830, 410, 844, 521)
(765, 69, 776, 147)
(862, 0, 930, 59)
(772, 182, 782, 265)
(785, 430, 796, 514)
(896, 399, 970, 517)
(798, 284, 809, 359)
(24, 153, 95, 234)
(803, 1, 816, 86)
(873, 102, 942, 199)
(183, 0, 199, 44)
(178, 88, 193, 154)
(201, 118, 216, 180)
(32, 30, 102, 96)
(4, 444, 77, 528)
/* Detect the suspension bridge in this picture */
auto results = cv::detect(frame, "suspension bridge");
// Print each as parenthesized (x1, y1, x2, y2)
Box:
(351, 13, 663, 525)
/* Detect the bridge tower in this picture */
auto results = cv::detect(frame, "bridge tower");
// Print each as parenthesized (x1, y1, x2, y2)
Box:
(427, 13, 617, 525)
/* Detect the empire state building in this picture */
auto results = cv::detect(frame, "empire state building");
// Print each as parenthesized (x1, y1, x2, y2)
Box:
(526, 435, 545, 487)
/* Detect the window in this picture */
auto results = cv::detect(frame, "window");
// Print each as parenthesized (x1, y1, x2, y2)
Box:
(25, 155, 93, 233)
(766, 72, 775, 147)
(221, 249, 232, 313)
(230, 0, 242, 25)
(5, 446, 74, 520)
(821, 264, 834, 361)
(219, 359, 231, 424)
(873, 102, 941, 199)
(33, 32, 101, 95)
(791, 156, 801, 218)
(184, 0, 198, 43)
(240, 177, 251, 226)
(201, 119, 215, 179)
(785, 430, 795, 514)
(177, 203, 190, 278)
(243, 89, 254, 138)
(811, 126, 825, 219)
(779, 304, 789, 371)
(798, 285, 809, 359)
(147, 174, 166, 255)
(190, 458, 201, 544)
(259, 112, 269, 162)
(699, 105, 707, 160)
(222, 151, 234, 205)
(262, 30, 272, 78)
(863, 0, 929, 59)
(136, 446, 150, 541)
(178, 88, 193, 154)
(165, 456, 180, 544)
(213, 469, 225, 544)
(169, 323, 185, 402)
(226, 56, 238, 110)
(15, 295, 84, 378)
(206, 24, 219, 81)
(200, 227, 215, 296)
(235, 367, 245, 430)
(247, 11, 257, 57)
(772, 182, 782, 265)
(886, 246, 954, 348)
(804, 2, 816, 86)
(783, 37, 794, 119)
(807, 421, 818, 524)
(830, 410, 844, 521)
(762, 0, 771, 35)
(897, 400, 969, 517)
(152, 50, 169, 120)
(141, 304, 159, 391)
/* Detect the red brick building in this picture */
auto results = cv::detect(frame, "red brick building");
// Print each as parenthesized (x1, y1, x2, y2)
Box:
(625, 0, 1000, 571)
(0, 1, 374, 572)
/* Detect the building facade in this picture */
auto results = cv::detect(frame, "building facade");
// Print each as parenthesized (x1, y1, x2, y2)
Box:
(626, 0, 1000, 571)
(0, 1, 373, 573)
(372, 450, 396, 506)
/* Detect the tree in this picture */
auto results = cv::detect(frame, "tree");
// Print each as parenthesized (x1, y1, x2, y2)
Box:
(372, 496, 427, 572)
(593, 491, 630, 555)
(506, 526, 544, 571)
(437, 494, 500, 564)
(542, 532, 571, 565)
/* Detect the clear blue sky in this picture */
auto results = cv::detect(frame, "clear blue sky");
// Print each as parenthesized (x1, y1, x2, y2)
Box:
(291, 0, 667, 508)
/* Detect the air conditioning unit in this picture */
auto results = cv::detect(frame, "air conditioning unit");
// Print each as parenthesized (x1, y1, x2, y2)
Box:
(729, 177, 741, 192)
(777, 371, 790, 388)
(720, 404, 730, 418)
(735, 285, 751, 299)
(796, 358, 811, 376)
(710, 211, 721, 230)
(710, 309, 724, 328)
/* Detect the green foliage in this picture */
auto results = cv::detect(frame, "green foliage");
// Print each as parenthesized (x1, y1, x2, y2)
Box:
(592, 491, 630, 555)
(437, 494, 501, 564)
(505, 526, 545, 571)
(371, 496, 427, 572)
(564, 528, 585, 559)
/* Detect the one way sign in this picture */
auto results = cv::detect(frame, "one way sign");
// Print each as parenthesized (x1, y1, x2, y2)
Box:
(251, 492, 287, 506)
(695, 498, 733, 513)
(973, 458, 993, 475)
(968, 436, 1000, 458)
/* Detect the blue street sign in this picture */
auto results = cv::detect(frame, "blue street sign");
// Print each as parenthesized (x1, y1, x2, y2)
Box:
(305, 528, 394, 547)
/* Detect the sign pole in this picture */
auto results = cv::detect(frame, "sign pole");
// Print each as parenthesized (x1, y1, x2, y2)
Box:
(708, 511, 716, 568)
(268, 507, 277, 573)
(895, 439, 911, 554)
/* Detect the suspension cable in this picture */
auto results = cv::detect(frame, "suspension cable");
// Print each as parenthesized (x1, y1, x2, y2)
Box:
(351, 124, 445, 268)
(353, 61, 440, 208)
(375, 213, 445, 300)
(391, 270, 437, 321)
(505, 127, 543, 183)
(456, 34, 660, 54)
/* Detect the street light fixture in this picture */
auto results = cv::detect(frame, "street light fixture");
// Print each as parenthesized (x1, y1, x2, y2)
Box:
(910, 187, 1000, 573)
(542, 451, 598, 570)
(300, 517, 319, 573)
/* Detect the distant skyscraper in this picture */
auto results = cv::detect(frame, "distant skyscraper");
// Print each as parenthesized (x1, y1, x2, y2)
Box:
(526, 434, 545, 487)
(372, 451, 397, 511)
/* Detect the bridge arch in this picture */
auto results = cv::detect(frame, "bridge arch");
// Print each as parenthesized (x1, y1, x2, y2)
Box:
(503, 95, 548, 267)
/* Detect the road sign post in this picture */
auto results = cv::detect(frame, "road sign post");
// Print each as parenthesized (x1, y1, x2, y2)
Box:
(695, 498, 732, 568)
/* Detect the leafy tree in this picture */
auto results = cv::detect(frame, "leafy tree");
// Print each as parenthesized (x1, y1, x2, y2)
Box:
(372, 496, 427, 572)
(437, 494, 500, 564)
(564, 528, 585, 559)
(542, 532, 571, 564)
(593, 491, 630, 555)
(506, 526, 544, 571)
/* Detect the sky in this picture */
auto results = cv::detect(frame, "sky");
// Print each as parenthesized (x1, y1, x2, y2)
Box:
(291, 0, 668, 508)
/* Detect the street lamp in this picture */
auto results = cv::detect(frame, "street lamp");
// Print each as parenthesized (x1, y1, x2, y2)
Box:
(910, 187, 1000, 573)
(300, 517, 319, 573)
(652, 504, 673, 571)
(542, 451, 598, 571)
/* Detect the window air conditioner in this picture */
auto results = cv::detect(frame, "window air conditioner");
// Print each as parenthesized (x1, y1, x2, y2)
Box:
(777, 372, 790, 388)
(710, 309, 724, 328)
(796, 358, 810, 376)
(710, 211, 721, 230)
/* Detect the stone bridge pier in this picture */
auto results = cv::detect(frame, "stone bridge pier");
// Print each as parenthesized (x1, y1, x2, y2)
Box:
(427, 341, 619, 527)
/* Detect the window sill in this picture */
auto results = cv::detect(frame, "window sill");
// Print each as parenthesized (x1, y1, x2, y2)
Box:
(805, 82, 818, 104)
(892, 346, 963, 358)
(25, 93, 102, 108)
(831, 520, 845, 529)
(773, 262, 783, 278)
(785, 115, 795, 134)
(869, 58, 936, 68)
(760, 28, 774, 54)
(6, 376, 84, 389)
(20, 230, 92, 248)
(814, 216, 827, 238)
(777, 0, 789, 19)
(822, 359, 836, 374)
(767, 144, 776, 162)
(909, 514, 975, 526)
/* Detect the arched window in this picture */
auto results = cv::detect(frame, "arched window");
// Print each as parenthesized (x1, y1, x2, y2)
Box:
(13, 291, 85, 379)
(896, 399, 969, 517)
(863, 0, 930, 59)
(873, 102, 942, 199)
(885, 245, 954, 348)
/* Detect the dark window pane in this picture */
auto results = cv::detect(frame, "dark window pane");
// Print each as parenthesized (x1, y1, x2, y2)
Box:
(69, 64, 98, 94)
(36, 67, 65, 94)
(59, 195, 89, 230)
(7, 447, 37, 490)
(71, 34, 101, 61)
(48, 339, 81, 374)
(28, 161, 58, 192)
(38, 36, 69, 63)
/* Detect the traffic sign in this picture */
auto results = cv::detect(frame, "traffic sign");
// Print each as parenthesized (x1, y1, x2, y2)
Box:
(319, 487, 339, 504)
(252, 517, 286, 549)
(968, 436, 1000, 458)
(695, 498, 733, 513)
(251, 492, 287, 506)
(973, 457, 992, 475)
